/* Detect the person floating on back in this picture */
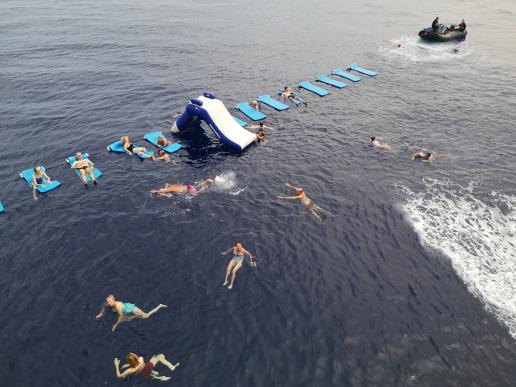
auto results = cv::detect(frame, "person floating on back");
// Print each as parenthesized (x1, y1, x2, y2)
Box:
(114, 352, 179, 381)
(369, 136, 392, 150)
(96, 294, 167, 332)
(222, 241, 256, 290)
(70, 153, 98, 187)
(277, 183, 329, 223)
(282, 86, 308, 106)
(121, 136, 150, 158)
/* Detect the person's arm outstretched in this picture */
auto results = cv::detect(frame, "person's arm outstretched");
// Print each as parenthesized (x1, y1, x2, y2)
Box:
(114, 358, 138, 379)
(243, 248, 257, 267)
(95, 304, 106, 320)
(221, 247, 234, 255)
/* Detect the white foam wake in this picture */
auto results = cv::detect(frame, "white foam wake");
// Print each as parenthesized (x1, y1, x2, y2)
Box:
(379, 35, 473, 62)
(398, 178, 516, 339)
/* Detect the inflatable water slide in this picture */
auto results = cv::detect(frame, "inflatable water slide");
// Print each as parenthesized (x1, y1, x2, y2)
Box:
(172, 92, 257, 150)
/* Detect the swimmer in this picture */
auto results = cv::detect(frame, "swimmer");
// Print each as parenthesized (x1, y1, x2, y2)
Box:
(114, 352, 179, 381)
(172, 111, 182, 119)
(31, 166, 52, 200)
(411, 151, 434, 162)
(70, 153, 98, 186)
(157, 135, 171, 147)
(277, 183, 329, 223)
(257, 128, 267, 142)
(150, 178, 214, 196)
(222, 241, 256, 290)
(251, 100, 260, 111)
(152, 150, 170, 162)
(96, 294, 167, 332)
(247, 122, 274, 131)
(282, 86, 307, 106)
(412, 151, 456, 162)
(121, 136, 150, 158)
(369, 136, 392, 150)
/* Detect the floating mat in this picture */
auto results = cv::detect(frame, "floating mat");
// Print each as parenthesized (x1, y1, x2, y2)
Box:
(20, 166, 61, 193)
(235, 102, 266, 121)
(66, 153, 103, 182)
(258, 95, 289, 111)
(331, 68, 361, 82)
(298, 81, 329, 96)
(107, 140, 153, 159)
(315, 75, 347, 89)
(0, 201, 4, 213)
(348, 64, 377, 76)
(233, 116, 248, 127)
(144, 131, 182, 154)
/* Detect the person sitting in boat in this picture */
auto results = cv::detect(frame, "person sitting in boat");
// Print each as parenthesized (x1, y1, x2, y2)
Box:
(459, 19, 466, 31)
(432, 17, 440, 31)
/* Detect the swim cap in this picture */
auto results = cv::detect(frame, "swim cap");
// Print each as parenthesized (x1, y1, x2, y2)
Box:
(187, 185, 196, 195)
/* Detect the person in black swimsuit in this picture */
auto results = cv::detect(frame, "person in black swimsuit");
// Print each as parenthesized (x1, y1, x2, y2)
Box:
(121, 136, 149, 157)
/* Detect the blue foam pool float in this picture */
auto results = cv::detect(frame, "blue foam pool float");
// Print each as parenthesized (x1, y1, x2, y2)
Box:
(299, 81, 330, 96)
(331, 68, 361, 82)
(20, 166, 61, 193)
(232, 115, 248, 127)
(235, 102, 266, 121)
(66, 153, 103, 182)
(348, 64, 378, 76)
(144, 131, 182, 154)
(107, 140, 153, 159)
(258, 95, 290, 111)
(315, 75, 347, 89)
(0, 201, 4, 213)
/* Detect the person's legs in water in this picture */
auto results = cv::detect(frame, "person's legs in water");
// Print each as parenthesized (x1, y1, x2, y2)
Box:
(148, 354, 179, 381)
(78, 168, 88, 185)
(85, 166, 97, 184)
(223, 259, 238, 286)
(227, 260, 243, 289)
(131, 304, 167, 319)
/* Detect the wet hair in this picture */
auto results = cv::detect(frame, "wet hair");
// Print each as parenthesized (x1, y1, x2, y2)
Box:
(127, 353, 139, 368)
(235, 240, 242, 245)
(370, 136, 376, 141)
(259, 122, 263, 127)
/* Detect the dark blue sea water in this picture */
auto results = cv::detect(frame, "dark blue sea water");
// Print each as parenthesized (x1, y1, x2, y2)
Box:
(1, 0, 515, 386)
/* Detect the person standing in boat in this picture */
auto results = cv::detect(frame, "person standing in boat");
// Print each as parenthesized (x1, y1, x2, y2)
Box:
(432, 17, 440, 31)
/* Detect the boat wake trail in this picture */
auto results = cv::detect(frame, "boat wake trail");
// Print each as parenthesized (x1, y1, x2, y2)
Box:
(399, 178, 516, 339)
(380, 35, 473, 62)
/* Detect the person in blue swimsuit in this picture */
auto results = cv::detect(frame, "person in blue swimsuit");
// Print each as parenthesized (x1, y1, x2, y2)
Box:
(96, 294, 167, 332)
(31, 166, 52, 200)
(222, 241, 256, 290)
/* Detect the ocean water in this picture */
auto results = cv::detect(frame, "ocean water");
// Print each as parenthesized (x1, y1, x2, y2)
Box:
(0, 0, 515, 386)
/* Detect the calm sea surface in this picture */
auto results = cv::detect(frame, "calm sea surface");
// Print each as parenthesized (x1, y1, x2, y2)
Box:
(1, 0, 515, 386)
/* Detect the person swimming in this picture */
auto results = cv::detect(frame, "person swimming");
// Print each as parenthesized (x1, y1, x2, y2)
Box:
(70, 153, 98, 186)
(121, 136, 150, 158)
(150, 178, 214, 196)
(257, 128, 267, 142)
(31, 166, 52, 200)
(411, 151, 434, 162)
(277, 183, 329, 223)
(114, 352, 179, 381)
(95, 294, 167, 332)
(152, 150, 170, 162)
(221, 240, 256, 290)
(369, 136, 392, 150)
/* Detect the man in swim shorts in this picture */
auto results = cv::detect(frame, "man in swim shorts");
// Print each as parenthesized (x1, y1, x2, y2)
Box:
(277, 183, 329, 223)
(70, 153, 98, 186)
(96, 294, 167, 332)
(222, 241, 256, 290)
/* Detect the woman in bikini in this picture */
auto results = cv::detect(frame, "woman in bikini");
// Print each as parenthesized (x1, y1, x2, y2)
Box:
(221, 241, 256, 290)
(95, 294, 167, 332)
(114, 352, 179, 381)
(277, 183, 329, 223)
(121, 136, 149, 157)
